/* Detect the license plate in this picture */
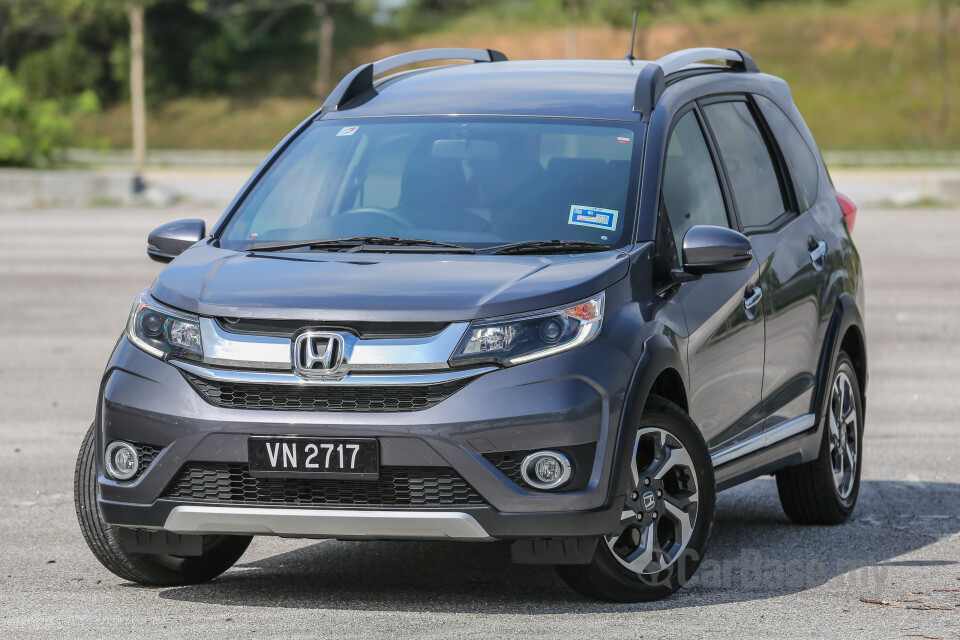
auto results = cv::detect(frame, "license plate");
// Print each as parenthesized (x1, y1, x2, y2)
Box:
(247, 436, 379, 480)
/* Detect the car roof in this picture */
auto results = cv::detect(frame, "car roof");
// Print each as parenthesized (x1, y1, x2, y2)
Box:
(322, 59, 656, 121)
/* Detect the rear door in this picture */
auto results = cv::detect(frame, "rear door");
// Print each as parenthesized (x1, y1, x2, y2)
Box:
(659, 107, 766, 451)
(701, 97, 829, 430)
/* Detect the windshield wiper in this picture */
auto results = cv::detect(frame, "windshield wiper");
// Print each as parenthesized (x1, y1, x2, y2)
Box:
(243, 236, 473, 253)
(483, 240, 613, 255)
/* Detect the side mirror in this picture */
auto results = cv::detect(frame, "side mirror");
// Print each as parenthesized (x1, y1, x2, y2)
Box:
(682, 225, 753, 275)
(147, 219, 206, 263)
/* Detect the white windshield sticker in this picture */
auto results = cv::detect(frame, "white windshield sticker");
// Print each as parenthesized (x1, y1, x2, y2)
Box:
(569, 205, 619, 231)
(336, 126, 359, 136)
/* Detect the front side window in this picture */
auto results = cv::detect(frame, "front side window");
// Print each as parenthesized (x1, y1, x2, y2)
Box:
(661, 110, 730, 258)
(218, 118, 644, 250)
(703, 101, 786, 229)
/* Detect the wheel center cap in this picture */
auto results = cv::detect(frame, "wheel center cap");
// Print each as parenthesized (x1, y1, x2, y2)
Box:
(641, 490, 657, 512)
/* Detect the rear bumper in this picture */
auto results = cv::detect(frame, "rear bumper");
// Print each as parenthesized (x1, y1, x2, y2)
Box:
(95, 335, 635, 539)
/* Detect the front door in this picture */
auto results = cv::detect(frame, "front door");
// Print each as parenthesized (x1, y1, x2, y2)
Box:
(660, 108, 766, 452)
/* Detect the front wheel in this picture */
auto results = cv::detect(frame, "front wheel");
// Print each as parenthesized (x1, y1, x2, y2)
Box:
(74, 423, 252, 586)
(557, 396, 716, 602)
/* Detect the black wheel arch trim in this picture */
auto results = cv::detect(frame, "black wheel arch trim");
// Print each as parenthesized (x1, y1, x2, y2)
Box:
(811, 292, 867, 429)
(606, 334, 689, 501)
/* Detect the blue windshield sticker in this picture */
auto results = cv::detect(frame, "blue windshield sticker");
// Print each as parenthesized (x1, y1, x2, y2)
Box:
(336, 126, 359, 136)
(569, 205, 619, 231)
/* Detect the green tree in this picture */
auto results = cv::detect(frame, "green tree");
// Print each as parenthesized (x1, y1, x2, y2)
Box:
(0, 66, 98, 166)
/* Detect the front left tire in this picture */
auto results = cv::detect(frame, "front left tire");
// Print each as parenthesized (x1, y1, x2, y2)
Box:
(74, 423, 252, 586)
(557, 396, 716, 602)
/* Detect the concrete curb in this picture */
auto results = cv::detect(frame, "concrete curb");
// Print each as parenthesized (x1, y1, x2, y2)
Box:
(0, 167, 251, 209)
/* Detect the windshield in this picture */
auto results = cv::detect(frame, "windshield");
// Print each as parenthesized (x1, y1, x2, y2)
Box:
(218, 117, 644, 251)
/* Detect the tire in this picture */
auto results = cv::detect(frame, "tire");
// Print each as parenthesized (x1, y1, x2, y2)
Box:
(74, 423, 252, 586)
(776, 352, 864, 525)
(557, 396, 716, 602)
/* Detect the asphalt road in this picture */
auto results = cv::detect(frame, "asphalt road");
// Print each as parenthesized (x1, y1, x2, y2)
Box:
(0, 204, 958, 639)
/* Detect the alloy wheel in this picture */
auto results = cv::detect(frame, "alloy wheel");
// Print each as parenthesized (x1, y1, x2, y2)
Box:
(604, 427, 699, 575)
(829, 370, 859, 500)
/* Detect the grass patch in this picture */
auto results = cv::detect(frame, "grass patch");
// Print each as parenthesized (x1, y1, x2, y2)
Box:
(74, 97, 319, 150)
(73, 0, 960, 151)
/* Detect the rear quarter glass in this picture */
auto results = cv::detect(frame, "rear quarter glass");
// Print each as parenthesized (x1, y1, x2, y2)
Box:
(218, 117, 646, 251)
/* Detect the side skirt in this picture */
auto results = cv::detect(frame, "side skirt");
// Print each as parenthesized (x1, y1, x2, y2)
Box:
(711, 414, 823, 492)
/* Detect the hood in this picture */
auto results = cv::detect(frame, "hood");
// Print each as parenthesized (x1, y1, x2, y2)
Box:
(150, 243, 630, 322)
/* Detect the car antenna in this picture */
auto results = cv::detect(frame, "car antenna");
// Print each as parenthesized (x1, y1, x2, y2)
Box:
(625, 10, 638, 62)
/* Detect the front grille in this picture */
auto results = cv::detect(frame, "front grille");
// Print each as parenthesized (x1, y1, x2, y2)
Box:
(184, 374, 472, 412)
(133, 443, 162, 481)
(485, 450, 536, 487)
(217, 318, 449, 339)
(162, 463, 486, 507)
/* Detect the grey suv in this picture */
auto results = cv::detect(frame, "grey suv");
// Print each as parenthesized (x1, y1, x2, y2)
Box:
(75, 47, 866, 602)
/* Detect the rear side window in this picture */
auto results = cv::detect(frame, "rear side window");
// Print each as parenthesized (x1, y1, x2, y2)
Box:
(661, 110, 729, 256)
(703, 101, 786, 229)
(754, 95, 820, 212)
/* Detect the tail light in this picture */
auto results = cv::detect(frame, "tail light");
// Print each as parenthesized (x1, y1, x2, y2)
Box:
(837, 193, 857, 233)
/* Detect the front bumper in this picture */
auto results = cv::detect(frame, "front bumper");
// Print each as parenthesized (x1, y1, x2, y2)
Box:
(99, 499, 620, 541)
(167, 505, 491, 540)
(96, 336, 635, 539)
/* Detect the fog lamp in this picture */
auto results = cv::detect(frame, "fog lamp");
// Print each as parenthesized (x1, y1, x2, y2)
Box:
(520, 451, 572, 490)
(105, 441, 139, 481)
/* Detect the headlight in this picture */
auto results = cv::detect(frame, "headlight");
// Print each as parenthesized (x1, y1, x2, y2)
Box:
(450, 293, 604, 366)
(126, 289, 202, 361)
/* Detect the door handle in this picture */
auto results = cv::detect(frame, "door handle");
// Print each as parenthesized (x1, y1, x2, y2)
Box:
(743, 287, 762, 312)
(809, 239, 827, 270)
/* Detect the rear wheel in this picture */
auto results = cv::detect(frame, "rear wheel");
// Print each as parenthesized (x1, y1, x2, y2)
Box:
(74, 423, 251, 586)
(557, 396, 715, 602)
(776, 352, 864, 524)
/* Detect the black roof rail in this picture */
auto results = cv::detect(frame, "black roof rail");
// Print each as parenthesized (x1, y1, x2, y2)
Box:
(320, 47, 508, 114)
(632, 47, 758, 114)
